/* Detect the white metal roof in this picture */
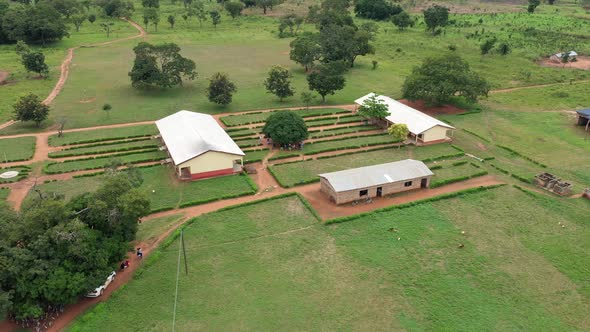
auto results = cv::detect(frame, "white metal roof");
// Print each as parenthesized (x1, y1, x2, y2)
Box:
(155, 111, 244, 166)
(554, 51, 578, 58)
(354, 93, 455, 135)
(319, 159, 433, 192)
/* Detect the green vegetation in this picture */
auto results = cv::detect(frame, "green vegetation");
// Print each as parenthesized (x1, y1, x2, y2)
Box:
(302, 133, 394, 155)
(69, 187, 590, 330)
(220, 108, 350, 127)
(0, 166, 31, 184)
(0, 136, 35, 162)
(49, 138, 159, 158)
(0, 188, 10, 203)
(48, 125, 158, 146)
(244, 149, 269, 164)
(269, 144, 459, 187)
(44, 150, 167, 174)
(34, 166, 256, 212)
(136, 214, 184, 244)
(309, 124, 379, 138)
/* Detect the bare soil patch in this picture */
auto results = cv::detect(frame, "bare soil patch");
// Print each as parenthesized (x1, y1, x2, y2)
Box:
(79, 97, 96, 104)
(0, 70, 9, 85)
(399, 99, 468, 116)
(538, 56, 590, 70)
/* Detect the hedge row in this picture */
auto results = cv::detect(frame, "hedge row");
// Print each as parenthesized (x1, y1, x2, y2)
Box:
(512, 184, 538, 197)
(315, 145, 404, 160)
(325, 184, 506, 225)
(452, 160, 468, 166)
(44, 150, 165, 174)
(268, 152, 301, 161)
(309, 126, 377, 139)
(59, 137, 151, 150)
(490, 164, 510, 175)
(305, 141, 395, 156)
(71, 163, 163, 178)
(49, 133, 155, 147)
(429, 165, 443, 170)
(0, 166, 31, 184)
(470, 162, 481, 169)
(221, 108, 351, 127)
(309, 132, 388, 144)
(430, 170, 489, 188)
(462, 128, 491, 143)
(511, 173, 532, 184)
(49, 142, 158, 158)
(496, 145, 547, 168)
(483, 156, 495, 161)
(421, 152, 465, 163)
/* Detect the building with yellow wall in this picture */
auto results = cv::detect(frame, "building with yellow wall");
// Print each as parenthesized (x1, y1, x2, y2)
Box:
(156, 111, 245, 180)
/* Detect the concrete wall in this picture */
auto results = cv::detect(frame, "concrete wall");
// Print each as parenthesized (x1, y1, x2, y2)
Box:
(178, 151, 243, 178)
(321, 176, 432, 205)
(422, 125, 453, 143)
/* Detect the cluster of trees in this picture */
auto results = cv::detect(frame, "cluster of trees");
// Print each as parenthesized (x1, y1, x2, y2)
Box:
(13, 93, 50, 127)
(354, 0, 402, 21)
(128, 42, 197, 88)
(0, 0, 69, 45)
(0, 170, 150, 320)
(262, 111, 308, 146)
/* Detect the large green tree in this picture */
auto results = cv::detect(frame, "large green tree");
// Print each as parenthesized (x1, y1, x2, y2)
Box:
(402, 54, 490, 105)
(207, 72, 237, 106)
(13, 93, 49, 127)
(129, 42, 197, 88)
(392, 11, 413, 31)
(388, 123, 409, 145)
(264, 65, 294, 101)
(354, 0, 402, 20)
(307, 61, 346, 103)
(225, 1, 245, 19)
(1, 3, 69, 45)
(262, 111, 308, 146)
(15, 41, 49, 77)
(289, 32, 321, 71)
(423, 5, 449, 34)
(357, 94, 389, 124)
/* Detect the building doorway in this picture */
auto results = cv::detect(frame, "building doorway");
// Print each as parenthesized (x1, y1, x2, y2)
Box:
(180, 167, 191, 180)
(376, 187, 382, 197)
(421, 178, 428, 188)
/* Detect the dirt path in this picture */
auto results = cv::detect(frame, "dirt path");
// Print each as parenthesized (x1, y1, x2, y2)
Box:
(0, 19, 146, 131)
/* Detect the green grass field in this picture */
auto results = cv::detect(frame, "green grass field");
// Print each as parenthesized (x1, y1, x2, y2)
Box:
(0, 136, 35, 162)
(137, 214, 184, 244)
(68, 187, 590, 331)
(33, 166, 256, 212)
(269, 144, 460, 187)
(0, 188, 9, 202)
(220, 108, 350, 126)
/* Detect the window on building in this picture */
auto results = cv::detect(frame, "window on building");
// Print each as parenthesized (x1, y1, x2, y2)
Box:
(359, 189, 368, 196)
(404, 181, 413, 187)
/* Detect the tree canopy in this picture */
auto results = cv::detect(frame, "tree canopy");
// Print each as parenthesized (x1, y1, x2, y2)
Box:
(264, 65, 295, 101)
(307, 61, 346, 102)
(207, 72, 237, 105)
(13, 93, 50, 127)
(392, 12, 413, 31)
(16, 41, 49, 78)
(402, 54, 490, 105)
(225, 1, 245, 19)
(289, 32, 322, 71)
(129, 42, 197, 88)
(0, 171, 149, 320)
(262, 111, 309, 146)
(1, 2, 69, 45)
(357, 94, 389, 123)
(354, 0, 402, 21)
(388, 123, 409, 144)
(423, 5, 449, 34)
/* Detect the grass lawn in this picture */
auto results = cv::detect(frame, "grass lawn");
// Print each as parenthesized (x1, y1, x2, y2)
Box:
(0, 188, 9, 202)
(48, 124, 158, 146)
(244, 149, 269, 164)
(0, 18, 137, 124)
(44, 150, 166, 174)
(269, 144, 460, 187)
(49, 138, 159, 158)
(302, 134, 394, 155)
(136, 214, 184, 244)
(0, 136, 35, 162)
(68, 187, 590, 331)
(310, 125, 380, 138)
(32, 165, 256, 212)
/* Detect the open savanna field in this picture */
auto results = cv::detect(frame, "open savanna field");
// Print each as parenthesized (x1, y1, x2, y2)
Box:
(69, 188, 590, 331)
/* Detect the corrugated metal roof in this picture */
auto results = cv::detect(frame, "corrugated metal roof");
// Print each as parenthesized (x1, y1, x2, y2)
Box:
(355, 93, 455, 135)
(577, 109, 590, 117)
(319, 159, 433, 192)
(155, 111, 244, 166)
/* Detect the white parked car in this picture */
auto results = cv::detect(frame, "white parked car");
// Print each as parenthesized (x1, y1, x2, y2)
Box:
(85, 271, 116, 298)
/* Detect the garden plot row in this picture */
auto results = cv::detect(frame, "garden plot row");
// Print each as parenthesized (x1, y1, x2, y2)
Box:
(220, 108, 351, 127)
(0, 165, 31, 184)
(49, 138, 160, 158)
(48, 124, 158, 146)
(309, 125, 381, 139)
(0, 136, 36, 162)
(33, 165, 257, 213)
(44, 150, 167, 174)
(268, 144, 464, 188)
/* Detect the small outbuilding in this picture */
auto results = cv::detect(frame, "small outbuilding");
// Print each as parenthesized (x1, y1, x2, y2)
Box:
(355, 93, 455, 145)
(576, 109, 590, 131)
(319, 159, 433, 205)
(156, 111, 244, 180)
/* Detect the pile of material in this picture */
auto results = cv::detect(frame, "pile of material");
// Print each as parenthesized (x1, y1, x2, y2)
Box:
(534, 173, 573, 196)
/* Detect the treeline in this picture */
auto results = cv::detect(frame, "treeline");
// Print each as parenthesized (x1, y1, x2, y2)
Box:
(0, 0, 134, 45)
(0, 168, 150, 321)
